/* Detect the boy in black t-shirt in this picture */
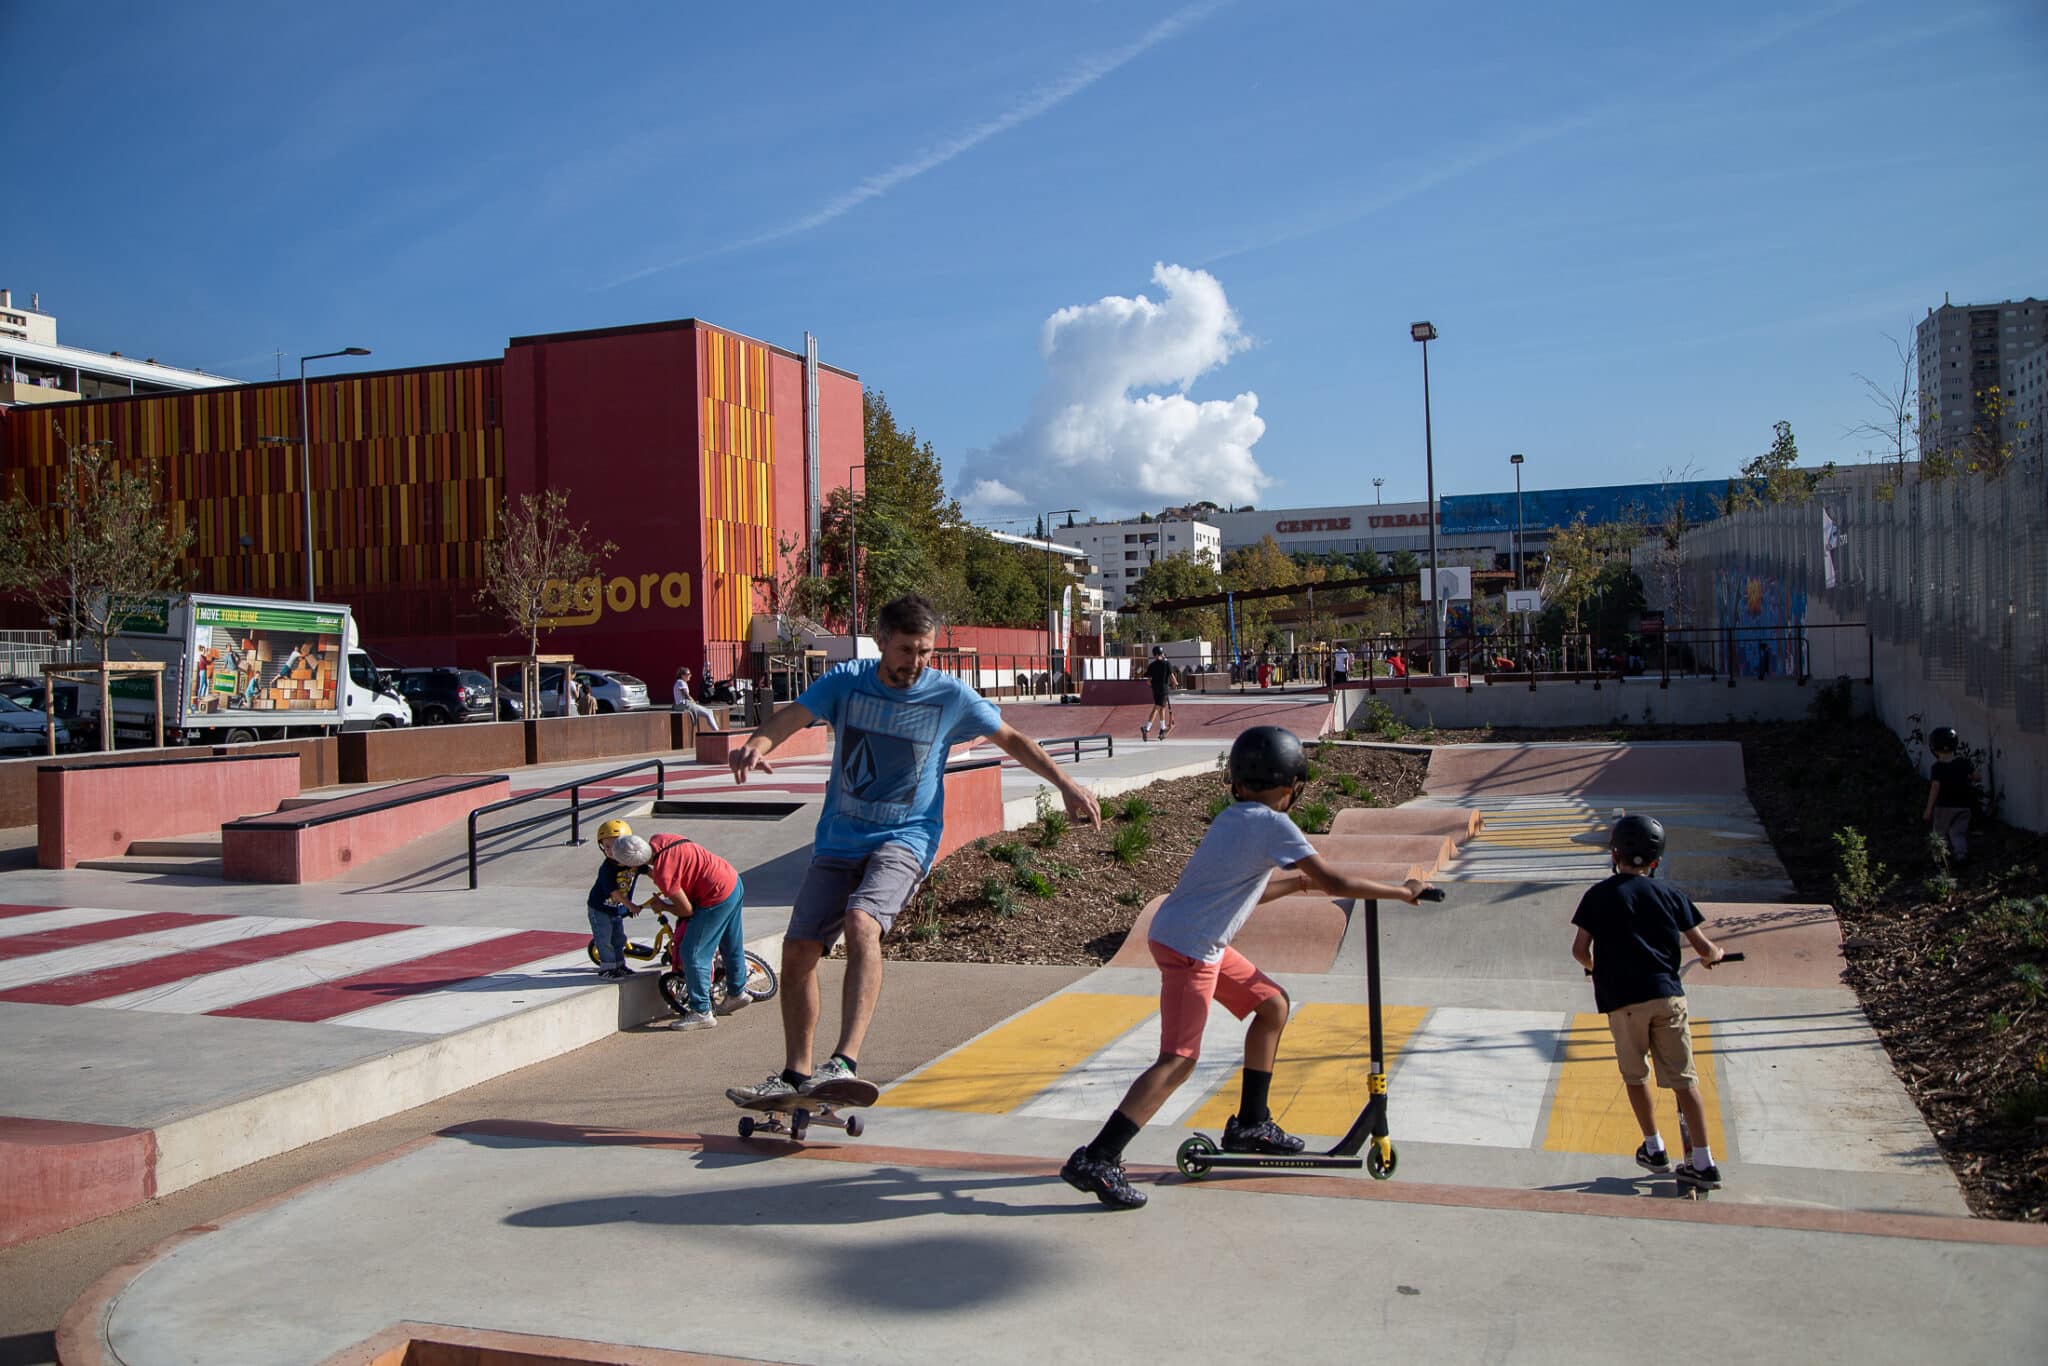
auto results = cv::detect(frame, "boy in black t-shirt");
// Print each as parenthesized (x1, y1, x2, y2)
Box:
(1139, 646, 1176, 741)
(1922, 726, 1975, 864)
(1570, 814, 1726, 1186)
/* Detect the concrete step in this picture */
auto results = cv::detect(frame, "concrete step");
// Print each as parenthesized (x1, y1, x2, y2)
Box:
(125, 838, 224, 857)
(74, 854, 226, 878)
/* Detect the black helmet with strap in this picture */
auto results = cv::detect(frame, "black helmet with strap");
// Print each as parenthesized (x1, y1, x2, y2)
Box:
(1228, 726, 1308, 790)
(1609, 814, 1666, 870)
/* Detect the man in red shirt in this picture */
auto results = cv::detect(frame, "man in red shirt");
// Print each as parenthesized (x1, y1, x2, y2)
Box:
(612, 832, 753, 1030)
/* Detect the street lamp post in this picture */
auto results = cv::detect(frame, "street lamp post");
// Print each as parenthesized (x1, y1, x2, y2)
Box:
(295, 348, 370, 602)
(1043, 507, 1079, 696)
(1410, 321, 1444, 674)
(1509, 453, 1526, 589)
(1372, 477, 1384, 505)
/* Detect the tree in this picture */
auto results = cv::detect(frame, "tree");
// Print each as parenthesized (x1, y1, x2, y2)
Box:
(477, 489, 616, 714)
(1723, 421, 1834, 512)
(1850, 334, 1925, 498)
(1129, 550, 1222, 643)
(851, 390, 969, 628)
(1924, 384, 2026, 480)
(1538, 514, 1644, 663)
(0, 434, 194, 748)
(962, 529, 1073, 627)
(1221, 535, 1298, 646)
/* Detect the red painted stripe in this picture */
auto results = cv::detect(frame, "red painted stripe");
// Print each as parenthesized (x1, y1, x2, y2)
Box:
(0, 921, 410, 1006)
(207, 929, 590, 1022)
(0, 912, 232, 961)
(0, 903, 62, 920)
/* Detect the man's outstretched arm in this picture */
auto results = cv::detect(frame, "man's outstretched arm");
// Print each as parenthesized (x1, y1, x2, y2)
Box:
(986, 722, 1102, 827)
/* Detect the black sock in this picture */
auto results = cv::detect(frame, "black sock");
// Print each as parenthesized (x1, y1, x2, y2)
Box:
(780, 1068, 810, 1089)
(1086, 1111, 1141, 1162)
(831, 1053, 858, 1075)
(1239, 1068, 1274, 1124)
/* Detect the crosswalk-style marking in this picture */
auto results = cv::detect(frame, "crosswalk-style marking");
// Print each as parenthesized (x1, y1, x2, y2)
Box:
(878, 992, 1157, 1114)
(1185, 1003, 1428, 1137)
(1016, 999, 1252, 1123)
(0, 906, 160, 947)
(1542, 1013, 1726, 1157)
(1393, 1007, 1567, 1148)
(326, 950, 595, 1033)
(0, 914, 338, 996)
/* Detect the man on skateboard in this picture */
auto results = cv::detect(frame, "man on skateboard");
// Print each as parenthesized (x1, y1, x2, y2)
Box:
(725, 593, 1102, 1111)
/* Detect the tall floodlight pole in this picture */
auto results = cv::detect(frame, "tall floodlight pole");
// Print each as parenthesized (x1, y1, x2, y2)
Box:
(1411, 322, 1443, 673)
(1044, 507, 1079, 695)
(1510, 453, 1526, 589)
(297, 347, 371, 602)
(1372, 477, 1385, 505)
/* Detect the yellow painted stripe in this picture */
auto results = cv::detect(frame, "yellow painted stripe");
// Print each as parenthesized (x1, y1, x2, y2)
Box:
(1542, 1013, 1725, 1156)
(877, 992, 1157, 1115)
(1186, 1003, 1429, 1137)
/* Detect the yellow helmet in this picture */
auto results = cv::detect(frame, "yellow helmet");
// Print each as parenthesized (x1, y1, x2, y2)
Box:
(596, 819, 633, 841)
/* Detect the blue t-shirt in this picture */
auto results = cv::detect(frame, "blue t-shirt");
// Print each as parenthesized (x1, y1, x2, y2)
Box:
(1148, 802, 1317, 963)
(1570, 873, 1705, 1014)
(797, 661, 1003, 868)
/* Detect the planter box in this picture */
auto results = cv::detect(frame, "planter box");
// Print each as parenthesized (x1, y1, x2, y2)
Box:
(525, 712, 673, 766)
(338, 723, 527, 785)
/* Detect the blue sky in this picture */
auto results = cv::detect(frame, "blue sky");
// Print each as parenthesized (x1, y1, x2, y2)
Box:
(7, 1, 2044, 523)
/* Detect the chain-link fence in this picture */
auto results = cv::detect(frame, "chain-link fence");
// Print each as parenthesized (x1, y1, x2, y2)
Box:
(1648, 456, 2048, 827)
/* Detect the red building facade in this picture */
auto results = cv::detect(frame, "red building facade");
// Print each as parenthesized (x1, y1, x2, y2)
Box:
(0, 319, 863, 687)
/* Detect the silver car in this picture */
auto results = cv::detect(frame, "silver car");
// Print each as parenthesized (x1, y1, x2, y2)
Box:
(0, 691, 72, 753)
(536, 667, 651, 715)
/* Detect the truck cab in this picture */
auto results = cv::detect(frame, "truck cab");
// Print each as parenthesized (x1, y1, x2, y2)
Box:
(343, 619, 411, 729)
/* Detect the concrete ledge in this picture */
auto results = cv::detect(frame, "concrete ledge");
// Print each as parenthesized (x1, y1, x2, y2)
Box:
(0, 1116, 156, 1249)
(340, 723, 528, 784)
(696, 724, 831, 765)
(1309, 832, 1456, 874)
(37, 753, 301, 869)
(1107, 890, 1352, 971)
(1331, 806, 1483, 841)
(526, 711, 674, 766)
(668, 705, 730, 751)
(222, 775, 510, 883)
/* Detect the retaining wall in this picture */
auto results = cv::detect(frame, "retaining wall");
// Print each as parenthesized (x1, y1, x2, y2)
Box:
(1337, 675, 1870, 731)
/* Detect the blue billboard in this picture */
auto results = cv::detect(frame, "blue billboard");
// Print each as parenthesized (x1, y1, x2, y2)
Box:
(1441, 479, 1726, 535)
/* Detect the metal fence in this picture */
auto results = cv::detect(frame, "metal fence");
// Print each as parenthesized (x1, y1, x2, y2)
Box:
(1653, 456, 2046, 735)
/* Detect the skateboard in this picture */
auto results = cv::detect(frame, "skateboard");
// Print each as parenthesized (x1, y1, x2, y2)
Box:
(732, 1077, 879, 1142)
(1672, 1109, 1721, 1201)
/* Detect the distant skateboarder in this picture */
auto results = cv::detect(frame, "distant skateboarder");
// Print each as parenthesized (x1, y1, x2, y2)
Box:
(724, 593, 1101, 1107)
(1140, 646, 1175, 741)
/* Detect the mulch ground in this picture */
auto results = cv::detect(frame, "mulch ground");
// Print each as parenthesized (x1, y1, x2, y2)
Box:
(879, 707, 2044, 1221)
(885, 742, 1428, 967)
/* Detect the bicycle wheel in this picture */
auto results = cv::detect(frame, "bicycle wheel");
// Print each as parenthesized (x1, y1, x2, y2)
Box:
(740, 949, 777, 1002)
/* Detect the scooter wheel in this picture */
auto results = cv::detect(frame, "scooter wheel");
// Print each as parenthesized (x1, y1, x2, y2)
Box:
(1176, 1133, 1218, 1179)
(738, 1116, 756, 1139)
(845, 1113, 864, 1138)
(1366, 1140, 1398, 1181)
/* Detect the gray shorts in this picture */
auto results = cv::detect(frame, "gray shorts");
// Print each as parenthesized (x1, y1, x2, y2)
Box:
(787, 843, 925, 946)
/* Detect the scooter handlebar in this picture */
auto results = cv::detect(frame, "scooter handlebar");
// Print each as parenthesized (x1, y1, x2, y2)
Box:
(1417, 887, 1446, 903)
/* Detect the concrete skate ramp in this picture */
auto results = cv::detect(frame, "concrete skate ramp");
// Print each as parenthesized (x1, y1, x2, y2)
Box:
(996, 699, 1335, 745)
(1309, 833, 1456, 875)
(1331, 806, 1483, 841)
(1108, 893, 1351, 973)
(1424, 742, 1745, 798)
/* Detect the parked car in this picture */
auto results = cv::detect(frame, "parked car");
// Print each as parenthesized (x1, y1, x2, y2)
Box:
(0, 690, 72, 754)
(536, 667, 650, 715)
(389, 668, 500, 725)
(0, 678, 94, 751)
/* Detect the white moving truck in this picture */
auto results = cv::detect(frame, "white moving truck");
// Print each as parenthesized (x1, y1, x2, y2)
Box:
(90, 593, 411, 745)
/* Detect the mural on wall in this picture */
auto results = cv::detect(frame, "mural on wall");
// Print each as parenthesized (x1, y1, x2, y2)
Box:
(1713, 568, 1808, 678)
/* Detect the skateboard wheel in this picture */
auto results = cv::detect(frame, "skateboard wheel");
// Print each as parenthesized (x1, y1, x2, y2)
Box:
(738, 1116, 756, 1139)
(791, 1107, 809, 1142)
(845, 1113, 864, 1138)
(1367, 1140, 1397, 1180)
(1176, 1133, 1217, 1179)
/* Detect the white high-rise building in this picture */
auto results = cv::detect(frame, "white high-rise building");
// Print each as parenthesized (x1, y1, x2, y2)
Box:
(1916, 296, 2046, 460)
(1051, 515, 1222, 612)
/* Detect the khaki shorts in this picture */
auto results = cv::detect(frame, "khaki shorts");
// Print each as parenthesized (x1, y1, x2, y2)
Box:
(1607, 996, 1697, 1089)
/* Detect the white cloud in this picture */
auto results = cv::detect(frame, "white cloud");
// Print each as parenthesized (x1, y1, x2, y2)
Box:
(956, 263, 1268, 521)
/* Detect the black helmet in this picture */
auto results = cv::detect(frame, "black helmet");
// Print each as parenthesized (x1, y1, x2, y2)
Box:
(1610, 814, 1666, 869)
(1929, 726, 1959, 753)
(1229, 726, 1307, 790)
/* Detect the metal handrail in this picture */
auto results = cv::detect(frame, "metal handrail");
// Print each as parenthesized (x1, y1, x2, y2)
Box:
(466, 758, 668, 890)
(1041, 733, 1113, 763)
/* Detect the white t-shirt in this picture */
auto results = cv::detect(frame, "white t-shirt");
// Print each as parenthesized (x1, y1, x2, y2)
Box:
(1148, 802, 1317, 963)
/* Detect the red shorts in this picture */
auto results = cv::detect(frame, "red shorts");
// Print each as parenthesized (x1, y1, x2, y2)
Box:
(1149, 940, 1284, 1059)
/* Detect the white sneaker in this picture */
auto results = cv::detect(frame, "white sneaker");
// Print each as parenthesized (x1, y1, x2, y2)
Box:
(715, 985, 752, 1016)
(800, 1056, 857, 1093)
(670, 1010, 717, 1031)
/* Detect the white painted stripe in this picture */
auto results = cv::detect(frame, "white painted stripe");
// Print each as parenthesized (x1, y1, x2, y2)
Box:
(87, 925, 516, 1015)
(1392, 1007, 1566, 1149)
(1014, 1003, 1248, 1125)
(0, 906, 158, 942)
(1714, 1013, 1946, 1173)
(0, 914, 312, 992)
(324, 950, 596, 1033)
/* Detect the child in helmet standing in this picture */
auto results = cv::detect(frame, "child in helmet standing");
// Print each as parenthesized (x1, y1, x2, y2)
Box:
(1922, 726, 1976, 865)
(1570, 814, 1727, 1187)
(586, 818, 642, 980)
(610, 830, 753, 1031)
(1061, 725, 1433, 1210)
